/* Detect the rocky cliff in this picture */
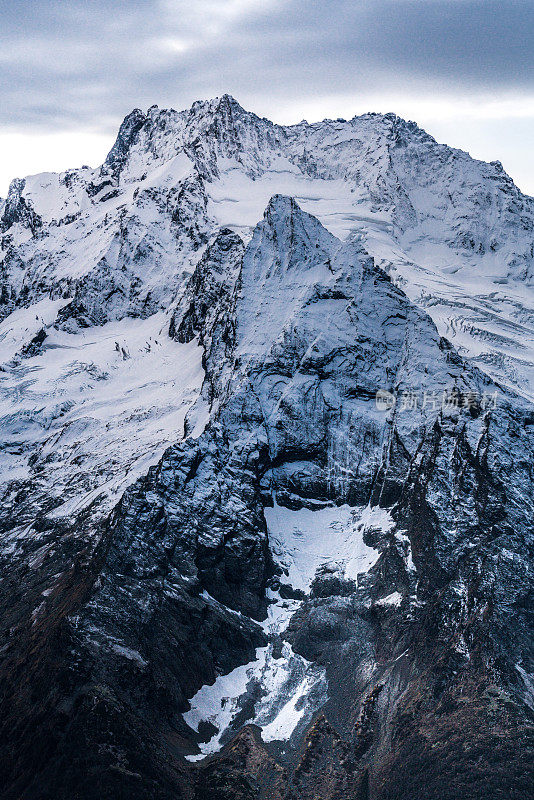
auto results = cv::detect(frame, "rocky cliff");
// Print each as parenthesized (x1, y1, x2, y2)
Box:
(0, 96, 532, 800)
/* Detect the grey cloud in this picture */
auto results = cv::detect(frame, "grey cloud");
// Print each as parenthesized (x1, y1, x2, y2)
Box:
(0, 0, 532, 132)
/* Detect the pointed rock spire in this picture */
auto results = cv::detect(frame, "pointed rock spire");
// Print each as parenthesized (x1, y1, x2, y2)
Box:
(104, 108, 147, 174)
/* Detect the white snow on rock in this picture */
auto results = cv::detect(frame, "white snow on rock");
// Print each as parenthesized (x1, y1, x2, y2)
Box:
(208, 163, 534, 401)
(375, 591, 403, 608)
(0, 310, 204, 521)
(3, 97, 533, 399)
(1, 97, 532, 538)
(207, 161, 365, 243)
(515, 665, 534, 712)
(183, 502, 392, 759)
(183, 591, 326, 761)
(1, 95, 531, 768)
(183, 647, 270, 755)
(265, 502, 391, 590)
(0, 297, 70, 363)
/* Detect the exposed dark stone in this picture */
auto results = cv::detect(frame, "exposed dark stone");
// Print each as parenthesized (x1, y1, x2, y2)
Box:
(1, 178, 42, 234)
(104, 109, 148, 176)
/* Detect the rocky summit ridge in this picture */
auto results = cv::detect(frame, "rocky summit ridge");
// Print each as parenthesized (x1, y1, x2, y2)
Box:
(0, 97, 533, 800)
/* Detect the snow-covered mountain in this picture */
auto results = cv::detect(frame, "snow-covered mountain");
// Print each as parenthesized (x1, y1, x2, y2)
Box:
(0, 96, 532, 800)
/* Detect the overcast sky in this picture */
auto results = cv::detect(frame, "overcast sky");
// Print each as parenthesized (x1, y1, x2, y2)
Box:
(1, 0, 533, 196)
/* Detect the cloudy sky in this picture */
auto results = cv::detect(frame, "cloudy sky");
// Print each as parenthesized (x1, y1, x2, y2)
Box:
(1, 0, 532, 196)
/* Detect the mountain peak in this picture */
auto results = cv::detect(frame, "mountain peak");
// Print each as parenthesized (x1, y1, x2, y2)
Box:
(186, 93, 248, 122)
(262, 193, 325, 231)
(1, 86, 534, 800)
(246, 194, 336, 284)
(215, 93, 242, 109)
(264, 193, 299, 215)
(104, 107, 147, 171)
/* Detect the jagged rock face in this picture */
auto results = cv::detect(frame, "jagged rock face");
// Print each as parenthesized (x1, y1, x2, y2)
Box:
(1, 178, 42, 235)
(0, 100, 533, 800)
(2, 95, 534, 397)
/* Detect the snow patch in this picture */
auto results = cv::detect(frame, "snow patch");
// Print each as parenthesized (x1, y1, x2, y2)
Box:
(264, 502, 390, 591)
(183, 502, 393, 760)
(184, 590, 326, 760)
(375, 591, 403, 608)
